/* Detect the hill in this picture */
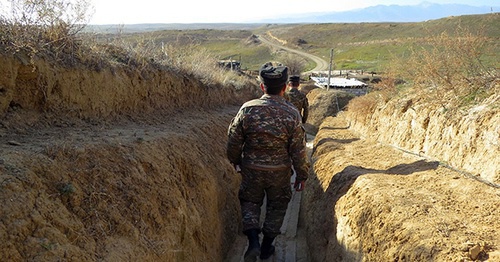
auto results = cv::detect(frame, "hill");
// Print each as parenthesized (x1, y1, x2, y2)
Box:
(97, 13, 498, 72)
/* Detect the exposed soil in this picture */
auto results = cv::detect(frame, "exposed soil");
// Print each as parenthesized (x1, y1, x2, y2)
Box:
(1, 44, 498, 262)
(303, 115, 499, 262)
(0, 107, 244, 261)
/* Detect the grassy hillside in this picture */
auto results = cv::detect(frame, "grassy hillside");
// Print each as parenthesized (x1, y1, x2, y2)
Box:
(266, 13, 499, 71)
(105, 13, 498, 72)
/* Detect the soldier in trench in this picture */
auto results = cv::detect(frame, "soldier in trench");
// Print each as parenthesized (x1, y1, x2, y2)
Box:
(226, 62, 310, 262)
(284, 75, 309, 124)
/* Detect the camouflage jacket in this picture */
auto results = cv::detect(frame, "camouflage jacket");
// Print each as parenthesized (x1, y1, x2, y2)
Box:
(284, 88, 308, 123)
(226, 94, 310, 182)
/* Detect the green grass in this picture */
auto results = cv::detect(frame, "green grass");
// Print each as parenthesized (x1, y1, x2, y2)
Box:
(91, 13, 499, 72)
(266, 14, 499, 71)
(202, 40, 276, 70)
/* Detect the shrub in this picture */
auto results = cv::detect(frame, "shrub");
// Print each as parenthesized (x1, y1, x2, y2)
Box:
(278, 53, 307, 76)
(385, 26, 498, 107)
(0, 0, 93, 58)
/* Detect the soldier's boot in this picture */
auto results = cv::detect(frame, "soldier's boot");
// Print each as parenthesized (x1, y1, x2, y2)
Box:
(259, 236, 276, 260)
(243, 229, 260, 262)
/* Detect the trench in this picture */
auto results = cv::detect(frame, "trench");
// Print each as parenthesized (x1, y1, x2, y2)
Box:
(2, 98, 499, 261)
(1, 55, 498, 261)
(1, 52, 326, 261)
(0, 101, 318, 261)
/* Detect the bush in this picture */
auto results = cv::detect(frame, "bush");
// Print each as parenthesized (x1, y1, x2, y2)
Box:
(386, 26, 498, 107)
(0, 0, 93, 57)
(278, 53, 307, 76)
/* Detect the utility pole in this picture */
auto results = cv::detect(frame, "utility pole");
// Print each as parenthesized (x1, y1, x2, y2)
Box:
(327, 48, 340, 114)
(327, 48, 333, 91)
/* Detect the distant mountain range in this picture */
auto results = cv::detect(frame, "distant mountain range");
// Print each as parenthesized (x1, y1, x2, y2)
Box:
(86, 2, 498, 33)
(265, 2, 498, 23)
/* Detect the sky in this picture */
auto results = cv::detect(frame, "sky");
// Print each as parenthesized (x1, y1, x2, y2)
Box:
(87, 0, 496, 24)
(0, 0, 496, 24)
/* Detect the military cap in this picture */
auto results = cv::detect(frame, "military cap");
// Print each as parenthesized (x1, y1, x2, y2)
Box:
(289, 75, 300, 83)
(259, 62, 288, 88)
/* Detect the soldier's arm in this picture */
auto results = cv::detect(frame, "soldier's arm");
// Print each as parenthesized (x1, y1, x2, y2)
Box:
(302, 98, 309, 124)
(289, 123, 310, 182)
(226, 111, 245, 165)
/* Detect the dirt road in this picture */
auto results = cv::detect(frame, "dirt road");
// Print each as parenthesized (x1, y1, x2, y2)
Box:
(257, 34, 329, 73)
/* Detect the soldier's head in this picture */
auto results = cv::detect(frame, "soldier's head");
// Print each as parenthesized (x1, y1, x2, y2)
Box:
(288, 75, 300, 88)
(259, 62, 288, 95)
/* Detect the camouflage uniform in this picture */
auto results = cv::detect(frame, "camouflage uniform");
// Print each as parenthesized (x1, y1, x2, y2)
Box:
(227, 94, 310, 238)
(284, 88, 309, 123)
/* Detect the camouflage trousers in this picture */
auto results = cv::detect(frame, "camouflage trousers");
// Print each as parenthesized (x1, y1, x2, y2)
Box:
(239, 166, 292, 238)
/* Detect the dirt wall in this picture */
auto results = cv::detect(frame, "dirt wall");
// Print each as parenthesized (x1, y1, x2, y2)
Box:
(0, 53, 256, 121)
(1, 110, 243, 261)
(303, 87, 356, 134)
(0, 54, 258, 261)
(303, 115, 499, 262)
(344, 93, 499, 185)
(302, 89, 499, 261)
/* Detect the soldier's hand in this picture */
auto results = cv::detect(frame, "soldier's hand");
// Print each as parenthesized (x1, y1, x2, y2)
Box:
(294, 180, 305, 191)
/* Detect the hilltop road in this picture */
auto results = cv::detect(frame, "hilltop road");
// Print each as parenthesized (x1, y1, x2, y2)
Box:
(257, 34, 329, 74)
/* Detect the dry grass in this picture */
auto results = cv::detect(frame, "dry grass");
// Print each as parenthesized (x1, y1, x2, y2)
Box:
(0, 0, 246, 92)
(0, 0, 92, 63)
(111, 35, 247, 87)
(385, 27, 498, 108)
(344, 92, 380, 121)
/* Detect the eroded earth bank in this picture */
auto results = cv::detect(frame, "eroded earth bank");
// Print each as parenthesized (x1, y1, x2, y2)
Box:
(0, 53, 498, 262)
(0, 54, 259, 261)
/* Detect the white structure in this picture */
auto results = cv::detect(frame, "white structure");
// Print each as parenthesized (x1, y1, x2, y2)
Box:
(311, 77, 367, 88)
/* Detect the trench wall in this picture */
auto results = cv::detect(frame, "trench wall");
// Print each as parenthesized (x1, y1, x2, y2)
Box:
(301, 90, 499, 262)
(0, 53, 256, 120)
(343, 94, 499, 185)
(0, 54, 257, 261)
